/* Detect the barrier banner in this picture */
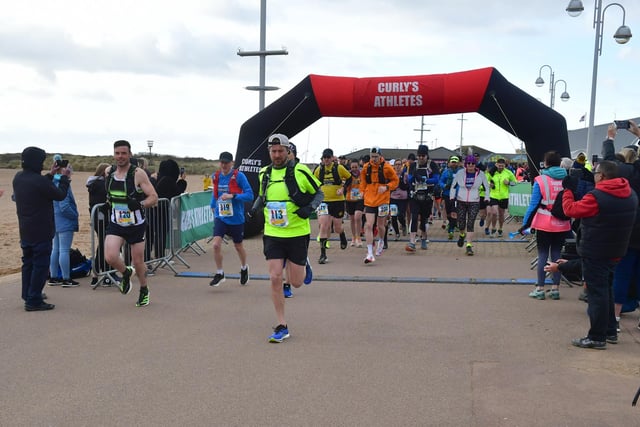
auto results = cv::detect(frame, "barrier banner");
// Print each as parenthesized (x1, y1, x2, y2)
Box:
(178, 192, 214, 247)
(508, 183, 532, 217)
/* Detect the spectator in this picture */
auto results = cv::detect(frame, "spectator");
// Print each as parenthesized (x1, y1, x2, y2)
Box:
(12, 147, 70, 311)
(522, 151, 572, 300)
(562, 160, 637, 349)
(87, 163, 111, 284)
(48, 164, 79, 288)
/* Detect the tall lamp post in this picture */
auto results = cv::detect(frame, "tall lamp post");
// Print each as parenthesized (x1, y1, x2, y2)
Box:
(147, 140, 154, 159)
(534, 65, 570, 109)
(566, 0, 632, 159)
(237, 0, 288, 111)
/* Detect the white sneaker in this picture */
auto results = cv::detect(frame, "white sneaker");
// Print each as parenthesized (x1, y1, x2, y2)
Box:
(364, 254, 375, 264)
(375, 240, 384, 256)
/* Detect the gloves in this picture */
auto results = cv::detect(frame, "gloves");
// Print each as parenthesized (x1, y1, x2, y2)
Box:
(128, 198, 143, 211)
(562, 175, 579, 193)
(295, 205, 314, 219)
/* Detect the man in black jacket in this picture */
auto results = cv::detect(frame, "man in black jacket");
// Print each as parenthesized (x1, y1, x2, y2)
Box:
(562, 160, 638, 348)
(13, 147, 70, 311)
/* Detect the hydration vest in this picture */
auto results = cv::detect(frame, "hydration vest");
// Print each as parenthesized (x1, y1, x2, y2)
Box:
(212, 169, 240, 199)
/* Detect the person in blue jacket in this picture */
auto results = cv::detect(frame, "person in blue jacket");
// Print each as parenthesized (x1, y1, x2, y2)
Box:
(209, 151, 254, 287)
(48, 163, 80, 287)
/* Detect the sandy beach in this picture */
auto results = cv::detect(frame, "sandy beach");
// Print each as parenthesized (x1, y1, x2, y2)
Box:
(0, 168, 94, 276)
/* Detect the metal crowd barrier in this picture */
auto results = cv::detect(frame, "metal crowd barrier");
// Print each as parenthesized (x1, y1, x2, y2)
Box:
(89, 198, 175, 289)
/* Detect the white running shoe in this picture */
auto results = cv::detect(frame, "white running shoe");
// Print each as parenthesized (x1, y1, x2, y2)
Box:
(364, 254, 375, 264)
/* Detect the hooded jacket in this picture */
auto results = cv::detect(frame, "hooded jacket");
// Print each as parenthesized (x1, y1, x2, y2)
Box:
(563, 177, 638, 259)
(12, 146, 70, 242)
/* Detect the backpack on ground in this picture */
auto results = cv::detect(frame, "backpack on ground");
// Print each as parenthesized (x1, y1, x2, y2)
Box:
(59, 248, 92, 278)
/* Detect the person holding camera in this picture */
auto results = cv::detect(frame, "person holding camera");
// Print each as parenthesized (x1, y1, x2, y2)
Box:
(48, 159, 80, 288)
(104, 140, 158, 307)
(562, 160, 637, 349)
(13, 147, 70, 311)
(254, 134, 323, 342)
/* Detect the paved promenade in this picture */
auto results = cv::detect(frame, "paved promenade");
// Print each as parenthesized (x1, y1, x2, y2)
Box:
(1, 221, 639, 426)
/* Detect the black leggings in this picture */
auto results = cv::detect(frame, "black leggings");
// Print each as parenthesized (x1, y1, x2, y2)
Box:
(456, 201, 479, 233)
(409, 198, 433, 234)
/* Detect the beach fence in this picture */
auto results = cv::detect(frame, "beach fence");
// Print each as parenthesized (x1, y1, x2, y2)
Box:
(89, 192, 214, 288)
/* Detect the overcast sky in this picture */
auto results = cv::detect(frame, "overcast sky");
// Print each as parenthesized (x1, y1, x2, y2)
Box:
(0, 0, 638, 162)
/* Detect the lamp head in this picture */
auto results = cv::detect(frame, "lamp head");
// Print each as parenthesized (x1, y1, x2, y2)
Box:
(560, 91, 570, 102)
(535, 77, 544, 87)
(566, 0, 584, 17)
(614, 25, 632, 44)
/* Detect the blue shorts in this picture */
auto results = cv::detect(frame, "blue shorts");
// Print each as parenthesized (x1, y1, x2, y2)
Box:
(213, 217, 244, 244)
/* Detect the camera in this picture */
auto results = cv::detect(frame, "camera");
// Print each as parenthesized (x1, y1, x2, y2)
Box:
(614, 120, 630, 130)
(180, 167, 185, 175)
(55, 159, 69, 168)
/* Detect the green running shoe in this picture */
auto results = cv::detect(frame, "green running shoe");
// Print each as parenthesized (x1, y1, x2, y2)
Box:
(120, 266, 134, 295)
(136, 287, 149, 307)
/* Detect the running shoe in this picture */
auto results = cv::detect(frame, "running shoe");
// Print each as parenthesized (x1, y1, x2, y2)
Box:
(606, 335, 618, 344)
(484, 227, 490, 236)
(209, 272, 225, 287)
(528, 289, 545, 300)
(136, 286, 150, 307)
(375, 240, 384, 256)
(240, 266, 249, 285)
(421, 239, 428, 250)
(549, 289, 560, 300)
(304, 258, 313, 285)
(120, 266, 134, 295)
(340, 232, 348, 249)
(479, 218, 485, 227)
(448, 232, 454, 240)
(269, 324, 290, 343)
(497, 229, 503, 238)
(356, 240, 363, 248)
(283, 283, 293, 298)
(61, 279, 79, 288)
(490, 229, 497, 238)
(318, 254, 328, 264)
(364, 254, 375, 264)
(405, 242, 416, 252)
(465, 244, 474, 256)
(457, 234, 465, 248)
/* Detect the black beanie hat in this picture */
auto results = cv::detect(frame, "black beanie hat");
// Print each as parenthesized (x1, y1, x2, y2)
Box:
(417, 145, 429, 156)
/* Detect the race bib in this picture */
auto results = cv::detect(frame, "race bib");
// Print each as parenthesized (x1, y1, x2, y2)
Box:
(266, 202, 288, 227)
(377, 204, 390, 217)
(390, 204, 398, 217)
(217, 200, 234, 217)
(414, 183, 429, 191)
(113, 203, 133, 226)
(317, 203, 329, 216)
(350, 188, 362, 200)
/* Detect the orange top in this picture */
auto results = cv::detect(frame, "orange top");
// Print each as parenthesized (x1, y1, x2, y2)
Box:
(359, 157, 399, 207)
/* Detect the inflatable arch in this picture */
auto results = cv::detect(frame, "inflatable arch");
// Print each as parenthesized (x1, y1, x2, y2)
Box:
(234, 67, 570, 235)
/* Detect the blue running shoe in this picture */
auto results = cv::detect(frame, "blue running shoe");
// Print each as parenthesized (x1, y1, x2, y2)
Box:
(304, 257, 313, 285)
(479, 218, 485, 227)
(283, 283, 293, 298)
(269, 324, 290, 343)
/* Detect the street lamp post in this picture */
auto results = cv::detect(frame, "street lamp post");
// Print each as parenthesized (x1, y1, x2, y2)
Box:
(566, 0, 632, 159)
(147, 140, 154, 159)
(534, 65, 570, 109)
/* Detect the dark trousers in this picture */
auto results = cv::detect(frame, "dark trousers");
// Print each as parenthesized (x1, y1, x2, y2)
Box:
(20, 239, 52, 307)
(582, 257, 618, 341)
